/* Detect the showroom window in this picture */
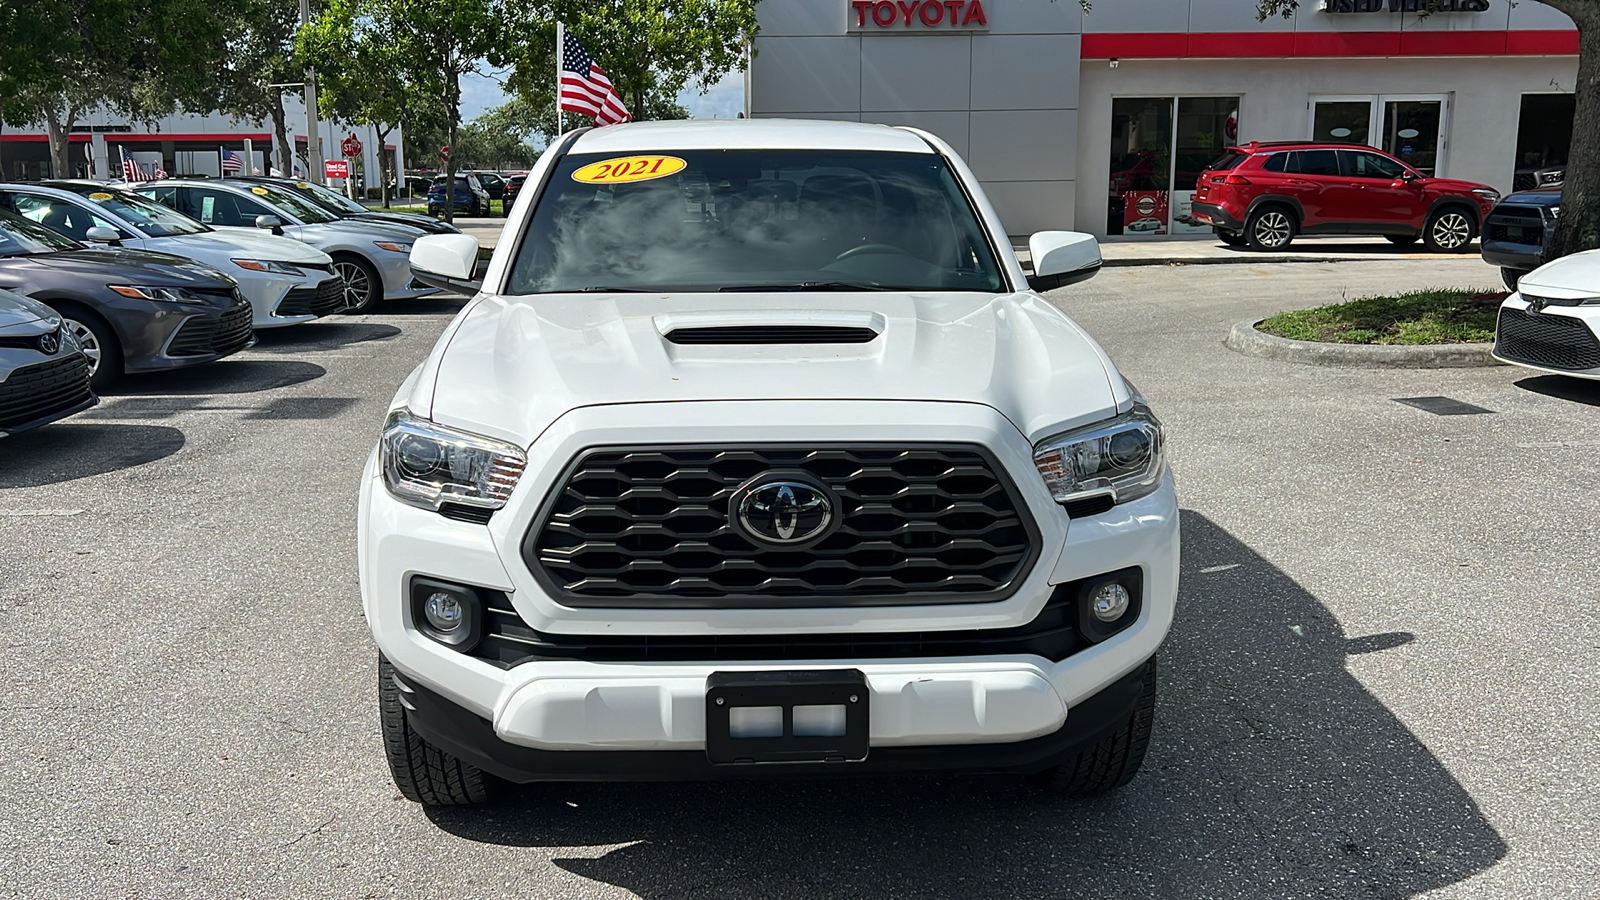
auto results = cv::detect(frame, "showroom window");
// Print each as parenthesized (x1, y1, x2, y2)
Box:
(1108, 96, 1240, 237)
(1514, 94, 1572, 191)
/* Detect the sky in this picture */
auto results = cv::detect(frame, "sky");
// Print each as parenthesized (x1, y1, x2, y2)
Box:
(458, 67, 745, 126)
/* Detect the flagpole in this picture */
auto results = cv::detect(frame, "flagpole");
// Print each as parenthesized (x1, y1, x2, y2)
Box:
(555, 21, 564, 137)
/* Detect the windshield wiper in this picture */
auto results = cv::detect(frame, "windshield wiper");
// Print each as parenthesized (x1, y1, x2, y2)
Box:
(574, 285, 655, 293)
(718, 281, 892, 292)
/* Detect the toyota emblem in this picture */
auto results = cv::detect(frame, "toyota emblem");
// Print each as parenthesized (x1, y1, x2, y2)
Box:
(37, 330, 59, 355)
(733, 480, 835, 545)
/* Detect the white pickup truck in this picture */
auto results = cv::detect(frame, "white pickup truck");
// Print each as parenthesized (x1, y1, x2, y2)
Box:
(359, 119, 1179, 804)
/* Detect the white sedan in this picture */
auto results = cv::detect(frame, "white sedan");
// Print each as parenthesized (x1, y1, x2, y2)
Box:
(1493, 248, 1600, 379)
(3, 183, 341, 328)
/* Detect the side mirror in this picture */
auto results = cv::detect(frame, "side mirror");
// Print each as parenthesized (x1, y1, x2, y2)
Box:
(1026, 231, 1101, 293)
(254, 214, 284, 235)
(409, 233, 483, 294)
(84, 226, 122, 246)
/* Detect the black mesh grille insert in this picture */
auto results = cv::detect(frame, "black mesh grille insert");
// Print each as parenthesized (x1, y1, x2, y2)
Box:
(1496, 307, 1600, 371)
(472, 582, 1084, 667)
(0, 354, 92, 429)
(665, 326, 879, 345)
(276, 278, 345, 317)
(524, 444, 1039, 607)
(167, 300, 253, 358)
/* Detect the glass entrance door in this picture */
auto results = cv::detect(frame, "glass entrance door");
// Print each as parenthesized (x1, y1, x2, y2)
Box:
(1379, 97, 1445, 175)
(1310, 94, 1448, 175)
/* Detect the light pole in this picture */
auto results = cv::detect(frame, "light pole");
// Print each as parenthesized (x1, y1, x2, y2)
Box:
(299, 0, 324, 185)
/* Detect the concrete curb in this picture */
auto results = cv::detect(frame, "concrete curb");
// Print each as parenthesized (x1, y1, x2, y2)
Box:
(1102, 254, 1373, 268)
(1225, 319, 1503, 369)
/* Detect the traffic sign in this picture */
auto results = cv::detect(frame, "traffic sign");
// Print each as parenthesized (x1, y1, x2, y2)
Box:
(341, 133, 363, 158)
(325, 159, 350, 179)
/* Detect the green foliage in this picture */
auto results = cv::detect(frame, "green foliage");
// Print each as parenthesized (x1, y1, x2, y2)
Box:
(499, 1, 756, 122)
(1255, 288, 1504, 345)
(0, 0, 228, 171)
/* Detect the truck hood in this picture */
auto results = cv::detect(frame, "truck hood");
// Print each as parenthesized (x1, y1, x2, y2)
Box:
(420, 292, 1123, 447)
(1518, 247, 1600, 301)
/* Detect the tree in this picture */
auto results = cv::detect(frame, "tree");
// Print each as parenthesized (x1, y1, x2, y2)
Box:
(311, 0, 502, 221)
(299, 2, 441, 206)
(217, 0, 302, 178)
(1256, 0, 1595, 260)
(500, 0, 756, 123)
(0, 0, 226, 177)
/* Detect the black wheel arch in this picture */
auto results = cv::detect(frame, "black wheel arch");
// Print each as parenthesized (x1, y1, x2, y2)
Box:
(1427, 197, 1482, 228)
(1246, 195, 1304, 225)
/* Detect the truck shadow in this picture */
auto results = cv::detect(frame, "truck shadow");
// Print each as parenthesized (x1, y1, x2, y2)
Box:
(424, 511, 1505, 898)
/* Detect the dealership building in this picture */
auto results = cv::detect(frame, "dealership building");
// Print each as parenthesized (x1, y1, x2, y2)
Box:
(746, 0, 1578, 238)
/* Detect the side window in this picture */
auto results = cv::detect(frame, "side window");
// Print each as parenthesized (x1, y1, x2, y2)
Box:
(1296, 150, 1341, 177)
(1261, 153, 1288, 173)
(185, 188, 269, 227)
(139, 186, 180, 209)
(9, 193, 124, 241)
(1341, 150, 1406, 180)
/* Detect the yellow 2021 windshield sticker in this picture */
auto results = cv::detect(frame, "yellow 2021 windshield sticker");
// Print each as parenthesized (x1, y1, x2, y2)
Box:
(571, 155, 685, 185)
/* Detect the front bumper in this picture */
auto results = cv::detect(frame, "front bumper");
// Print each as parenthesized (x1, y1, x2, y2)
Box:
(1493, 295, 1600, 379)
(374, 251, 440, 301)
(233, 267, 331, 329)
(1480, 239, 1542, 273)
(392, 655, 1154, 782)
(359, 400, 1180, 758)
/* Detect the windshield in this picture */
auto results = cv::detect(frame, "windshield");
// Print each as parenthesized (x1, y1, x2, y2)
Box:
(240, 183, 338, 223)
(294, 180, 367, 214)
(0, 210, 83, 256)
(506, 149, 1007, 294)
(65, 186, 210, 237)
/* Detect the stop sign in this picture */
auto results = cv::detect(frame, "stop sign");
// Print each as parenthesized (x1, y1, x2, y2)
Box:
(341, 133, 363, 158)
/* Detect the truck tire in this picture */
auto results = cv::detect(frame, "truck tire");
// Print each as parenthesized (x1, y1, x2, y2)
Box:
(1029, 656, 1157, 796)
(1502, 268, 1530, 291)
(378, 655, 499, 805)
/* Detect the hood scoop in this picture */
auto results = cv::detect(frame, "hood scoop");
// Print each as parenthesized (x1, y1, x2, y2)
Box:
(654, 309, 887, 346)
(665, 324, 880, 345)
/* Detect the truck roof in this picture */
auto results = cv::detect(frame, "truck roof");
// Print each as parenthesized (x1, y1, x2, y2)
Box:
(567, 118, 936, 155)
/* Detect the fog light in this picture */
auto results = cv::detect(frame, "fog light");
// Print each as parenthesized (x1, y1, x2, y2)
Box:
(1090, 583, 1131, 622)
(424, 591, 463, 631)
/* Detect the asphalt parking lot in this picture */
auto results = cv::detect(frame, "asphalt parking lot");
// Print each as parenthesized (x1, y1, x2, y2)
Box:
(2, 256, 1596, 898)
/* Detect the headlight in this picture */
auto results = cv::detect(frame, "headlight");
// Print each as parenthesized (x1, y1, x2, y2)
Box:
(380, 410, 526, 512)
(374, 241, 413, 254)
(232, 258, 302, 275)
(108, 285, 208, 304)
(1033, 404, 1165, 507)
(1471, 188, 1501, 203)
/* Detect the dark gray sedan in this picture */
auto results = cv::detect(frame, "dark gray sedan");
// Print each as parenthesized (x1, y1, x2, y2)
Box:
(0, 288, 96, 436)
(0, 210, 252, 389)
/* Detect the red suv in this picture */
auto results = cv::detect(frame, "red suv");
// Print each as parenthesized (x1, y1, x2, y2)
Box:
(1191, 142, 1501, 252)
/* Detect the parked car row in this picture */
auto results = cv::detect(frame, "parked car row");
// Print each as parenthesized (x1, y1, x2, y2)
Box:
(1193, 140, 1501, 252)
(0, 176, 440, 433)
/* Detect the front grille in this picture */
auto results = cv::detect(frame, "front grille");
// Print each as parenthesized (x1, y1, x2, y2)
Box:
(525, 444, 1039, 607)
(276, 278, 345, 317)
(472, 581, 1085, 667)
(0, 354, 93, 430)
(1496, 307, 1600, 371)
(666, 326, 880, 345)
(1485, 206, 1549, 246)
(167, 301, 254, 358)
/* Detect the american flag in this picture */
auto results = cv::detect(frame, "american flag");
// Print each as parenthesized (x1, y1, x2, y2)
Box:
(120, 147, 150, 183)
(222, 149, 243, 173)
(153, 162, 168, 179)
(559, 30, 631, 126)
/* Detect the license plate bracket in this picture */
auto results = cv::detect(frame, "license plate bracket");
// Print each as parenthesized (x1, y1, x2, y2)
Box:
(705, 669, 869, 765)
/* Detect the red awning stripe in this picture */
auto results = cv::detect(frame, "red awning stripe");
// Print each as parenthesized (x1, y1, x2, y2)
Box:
(1082, 29, 1577, 58)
